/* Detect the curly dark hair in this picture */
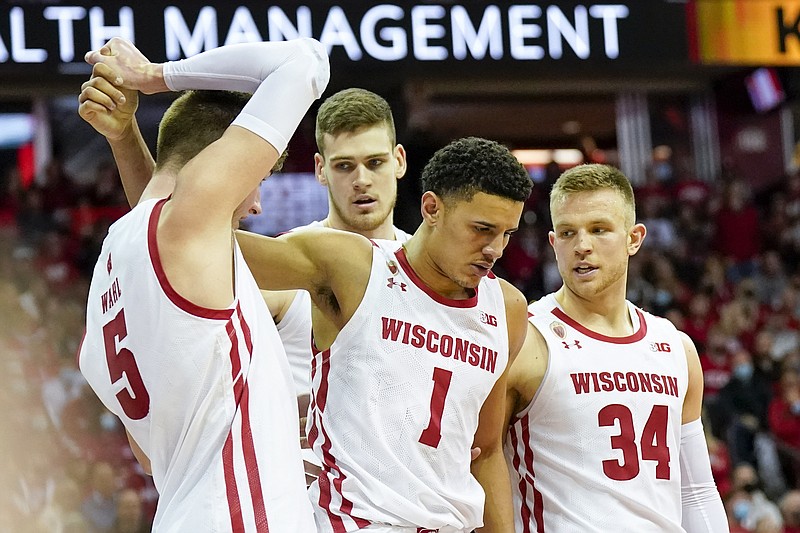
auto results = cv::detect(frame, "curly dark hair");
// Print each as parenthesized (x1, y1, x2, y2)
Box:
(421, 137, 532, 203)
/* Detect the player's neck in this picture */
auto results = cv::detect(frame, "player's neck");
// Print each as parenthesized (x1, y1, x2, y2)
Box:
(322, 216, 397, 240)
(138, 172, 176, 204)
(554, 286, 633, 337)
(401, 236, 473, 300)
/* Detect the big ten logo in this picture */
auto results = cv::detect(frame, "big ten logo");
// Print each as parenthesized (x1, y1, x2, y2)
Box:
(650, 342, 671, 353)
(480, 311, 497, 327)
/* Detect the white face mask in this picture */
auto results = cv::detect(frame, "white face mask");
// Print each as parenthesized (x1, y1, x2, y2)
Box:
(99, 411, 119, 432)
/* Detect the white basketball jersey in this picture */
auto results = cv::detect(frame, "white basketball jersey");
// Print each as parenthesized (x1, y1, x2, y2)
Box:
(277, 222, 412, 395)
(505, 293, 688, 533)
(307, 240, 509, 532)
(79, 198, 314, 532)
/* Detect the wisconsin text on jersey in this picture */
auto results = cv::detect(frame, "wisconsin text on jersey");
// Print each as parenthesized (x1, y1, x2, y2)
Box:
(380, 317, 500, 373)
(570, 371, 680, 397)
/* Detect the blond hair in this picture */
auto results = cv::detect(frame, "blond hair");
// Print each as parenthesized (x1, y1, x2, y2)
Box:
(550, 164, 636, 227)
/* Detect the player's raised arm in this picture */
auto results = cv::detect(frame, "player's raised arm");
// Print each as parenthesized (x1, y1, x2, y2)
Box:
(78, 61, 155, 207)
(85, 37, 329, 231)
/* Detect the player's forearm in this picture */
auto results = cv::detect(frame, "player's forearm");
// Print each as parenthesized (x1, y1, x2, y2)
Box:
(680, 419, 729, 532)
(108, 117, 155, 207)
(472, 444, 515, 533)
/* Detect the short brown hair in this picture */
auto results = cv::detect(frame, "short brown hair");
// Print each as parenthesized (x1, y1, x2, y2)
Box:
(156, 90, 287, 174)
(550, 164, 636, 227)
(315, 88, 395, 155)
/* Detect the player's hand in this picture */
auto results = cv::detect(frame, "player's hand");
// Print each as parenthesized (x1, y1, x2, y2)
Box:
(78, 62, 138, 141)
(84, 37, 166, 94)
(471, 447, 481, 461)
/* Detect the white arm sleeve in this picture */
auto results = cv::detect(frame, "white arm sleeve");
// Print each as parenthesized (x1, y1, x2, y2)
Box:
(162, 38, 329, 153)
(680, 418, 730, 533)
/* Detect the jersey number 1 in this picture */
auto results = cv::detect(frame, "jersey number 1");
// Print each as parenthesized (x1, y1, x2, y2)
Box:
(598, 403, 670, 481)
(103, 308, 150, 420)
(419, 367, 453, 448)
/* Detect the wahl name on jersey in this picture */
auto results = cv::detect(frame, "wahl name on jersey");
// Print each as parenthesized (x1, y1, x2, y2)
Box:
(99, 254, 122, 315)
(381, 317, 499, 373)
(570, 371, 680, 397)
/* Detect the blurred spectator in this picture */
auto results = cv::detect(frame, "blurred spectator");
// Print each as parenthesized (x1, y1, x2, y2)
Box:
(81, 461, 118, 533)
(751, 330, 782, 385)
(706, 420, 733, 498)
(728, 463, 784, 530)
(717, 348, 773, 468)
(780, 490, 800, 533)
(701, 326, 737, 438)
(16, 188, 53, 247)
(88, 161, 127, 207)
(647, 254, 691, 316)
(638, 197, 677, 252)
(713, 179, 761, 282)
(37, 477, 88, 533)
(768, 366, 800, 487)
(752, 250, 788, 309)
(673, 170, 711, 209)
(699, 253, 735, 306)
(112, 488, 149, 533)
(683, 292, 717, 349)
(626, 253, 656, 310)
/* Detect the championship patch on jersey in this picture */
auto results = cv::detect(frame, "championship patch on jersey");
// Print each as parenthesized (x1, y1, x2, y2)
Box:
(550, 321, 566, 339)
(387, 260, 399, 275)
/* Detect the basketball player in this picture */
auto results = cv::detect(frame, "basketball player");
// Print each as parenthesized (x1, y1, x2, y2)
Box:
(80, 66, 519, 530)
(503, 164, 728, 532)
(78, 83, 411, 483)
(236, 136, 531, 532)
(77, 36, 328, 532)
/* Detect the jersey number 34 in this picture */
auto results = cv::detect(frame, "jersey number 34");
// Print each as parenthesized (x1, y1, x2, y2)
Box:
(599, 404, 670, 481)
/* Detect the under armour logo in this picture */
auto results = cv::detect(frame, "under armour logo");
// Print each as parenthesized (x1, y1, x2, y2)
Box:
(387, 277, 407, 291)
(106, 253, 112, 274)
(562, 340, 582, 349)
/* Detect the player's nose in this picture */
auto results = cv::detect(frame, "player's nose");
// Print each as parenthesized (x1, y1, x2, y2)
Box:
(352, 164, 372, 189)
(574, 229, 592, 254)
(249, 198, 262, 216)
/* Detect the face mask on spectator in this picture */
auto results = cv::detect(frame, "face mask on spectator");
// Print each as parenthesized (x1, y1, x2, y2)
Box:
(734, 363, 754, 381)
(733, 500, 751, 522)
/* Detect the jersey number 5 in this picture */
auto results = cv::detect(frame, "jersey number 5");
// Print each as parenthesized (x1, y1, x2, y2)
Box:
(419, 367, 453, 448)
(103, 308, 150, 420)
(598, 403, 670, 481)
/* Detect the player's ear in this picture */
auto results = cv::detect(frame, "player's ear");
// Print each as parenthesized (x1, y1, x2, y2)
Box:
(314, 153, 327, 185)
(627, 223, 646, 256)
(420, 191, 441, 225)
(394, 144, 407, 180)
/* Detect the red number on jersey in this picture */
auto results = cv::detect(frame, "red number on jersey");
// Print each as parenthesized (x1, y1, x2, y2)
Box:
(598, 403, 671, 481)
(599, 404, 639, 480)
(419, 367, 453, 448)
(641, 404, 671, 479)
(103, 308, 150, 420)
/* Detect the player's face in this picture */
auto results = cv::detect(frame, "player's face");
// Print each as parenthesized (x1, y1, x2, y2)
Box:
(432, 192, 523, 290)
(315, 125, 406, 236)
(232, 184, 263, 229)
(548, 188, 643, 301)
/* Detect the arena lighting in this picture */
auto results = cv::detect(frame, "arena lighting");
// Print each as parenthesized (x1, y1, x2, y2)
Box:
(0, 113, 34, 149)
(512, 148, 584, 166)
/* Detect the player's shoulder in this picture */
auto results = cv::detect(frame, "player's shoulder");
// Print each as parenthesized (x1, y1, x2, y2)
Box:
(526, 293, 556, 317)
